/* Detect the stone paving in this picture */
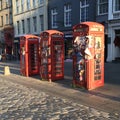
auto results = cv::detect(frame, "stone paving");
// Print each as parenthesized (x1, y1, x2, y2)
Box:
(0, 78, 120, 120)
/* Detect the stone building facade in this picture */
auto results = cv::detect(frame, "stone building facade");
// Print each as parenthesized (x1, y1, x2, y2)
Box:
(107, 0, 120, 61)
(12, 0, 48, 59)
(48, 0, 108, 60)
(0, 0, 13, 56)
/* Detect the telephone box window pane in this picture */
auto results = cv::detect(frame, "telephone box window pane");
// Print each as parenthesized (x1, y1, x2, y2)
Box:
(21, 46, 25, 70)
(95, 37, 102, 49)
(29, 44, 38, 70)
(94, 36, 102, 81)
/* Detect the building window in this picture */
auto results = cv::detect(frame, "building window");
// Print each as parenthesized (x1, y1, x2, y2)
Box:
(114, 30, 120, 47)
(27, 0, 30, 10)
(39, 0, 44, 4)
(9, 0, 12, 6)
(40, 15, 44, 31)
(33, 0, 36, 8)
(10, 13, 12, 24)
(6, 0, 9, 7)
(80, 0, 89, 22)
(33, 17, 37, 32)
(22, 20, 25, 34)
(0, 16, 3, 26)
(17, 21, 20, 34)
(16, 0, 19, 14)
(6, 14, 8, 24)
(27, 18, 30, 33)
(113, 0, 120, 12)
(51, 8, 58, 28)
(21, 0, 24, 12)
(64, 4, 72, 27)
(98, 0, 108, 15)
(0, 0, 1, 10)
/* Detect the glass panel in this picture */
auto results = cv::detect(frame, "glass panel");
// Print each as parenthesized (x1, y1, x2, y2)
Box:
(29, 44, 38, 70)
(64, 4, 71, 26)
(51, 8, 58, 28)
(21, 46, 25, 69)
(115, 0, 120, 11)
(94, 37, 102, 81)
(98, 0, 108, 14)
(80, 0, 89, 22)
(53, 41, 63, 75)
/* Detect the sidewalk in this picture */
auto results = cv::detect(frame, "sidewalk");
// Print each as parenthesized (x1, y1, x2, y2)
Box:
(0, 60, 120, 119)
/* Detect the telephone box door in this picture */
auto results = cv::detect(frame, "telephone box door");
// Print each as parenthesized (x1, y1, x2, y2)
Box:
(51, 34, 64, 80)
(87, 33, 104, 90)
(20, 38, 26, 76)
(28, 40, 39, 75)
(40, 32, 49, 80)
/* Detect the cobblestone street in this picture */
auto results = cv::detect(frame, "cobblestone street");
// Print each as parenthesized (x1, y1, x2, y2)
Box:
(0, 77, 119, 120)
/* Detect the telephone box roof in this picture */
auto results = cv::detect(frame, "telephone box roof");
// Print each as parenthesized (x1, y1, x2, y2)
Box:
(40, 30, 63, 35)
(73, 21, 104, 29)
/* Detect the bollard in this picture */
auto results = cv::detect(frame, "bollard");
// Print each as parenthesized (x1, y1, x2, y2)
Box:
(4, 66, 10, 75)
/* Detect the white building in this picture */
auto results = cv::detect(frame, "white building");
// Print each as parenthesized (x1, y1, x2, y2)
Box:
(108, 0, 120, 61)
(12, 0, 48, 39)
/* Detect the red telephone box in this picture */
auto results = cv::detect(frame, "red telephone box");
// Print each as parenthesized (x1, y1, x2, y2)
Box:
(72, 22, 104, 90)
(40, 30, 64, 82)
(20, 34, 40, 77)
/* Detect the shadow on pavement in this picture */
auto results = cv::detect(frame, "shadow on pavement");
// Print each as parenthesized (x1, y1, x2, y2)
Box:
(0, 61, 20, 75)
(0, 60, 120, 101)
(0, 60, 120, 86)
(104, 62, 120, 85)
